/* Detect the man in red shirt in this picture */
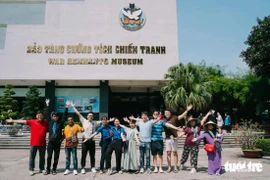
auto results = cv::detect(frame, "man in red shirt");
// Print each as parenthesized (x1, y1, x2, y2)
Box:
(6, 110, 49, 176)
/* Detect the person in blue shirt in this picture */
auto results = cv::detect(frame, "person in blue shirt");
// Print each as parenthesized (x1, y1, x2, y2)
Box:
(224, 112, 231, 134)
(83, 117, 115, 174)
(105, 118, 126, 175)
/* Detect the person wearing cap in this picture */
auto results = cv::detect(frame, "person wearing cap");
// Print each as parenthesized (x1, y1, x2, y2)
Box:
(163, 105, 193, 173)
(6, 104, 49, 176)
(176, 111, 211, 173)
(44, 99, 71, 175)
(192, 120, 224, 175)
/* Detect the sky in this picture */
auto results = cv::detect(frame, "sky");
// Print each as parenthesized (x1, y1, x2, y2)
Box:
(177, 0, 270, 73)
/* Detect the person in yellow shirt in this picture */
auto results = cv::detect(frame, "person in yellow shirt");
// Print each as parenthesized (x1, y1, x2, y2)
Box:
(63, 116, 84, 175)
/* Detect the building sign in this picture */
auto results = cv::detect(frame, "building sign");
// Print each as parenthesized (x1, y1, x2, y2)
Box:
(56, 96, 100, 113)
(26, 42, 166, 66)
(119, 3, 146, 31)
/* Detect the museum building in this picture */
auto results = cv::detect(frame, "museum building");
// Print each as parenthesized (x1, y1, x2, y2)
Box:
(0, 0, 179, 119)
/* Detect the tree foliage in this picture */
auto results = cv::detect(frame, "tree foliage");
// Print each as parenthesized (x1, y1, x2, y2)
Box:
(0, 84, 19, 122)
(161, 62, 212, 112)
(240, 15, 270, 77)
(208, 68, 270, 120)
(21, 86, 41, 119)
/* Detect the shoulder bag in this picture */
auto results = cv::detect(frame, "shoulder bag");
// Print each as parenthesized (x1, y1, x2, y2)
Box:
(66, 125, 78, 147)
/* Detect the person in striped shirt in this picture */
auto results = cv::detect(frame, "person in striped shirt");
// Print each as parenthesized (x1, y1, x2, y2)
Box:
(151, 110, 182, 173)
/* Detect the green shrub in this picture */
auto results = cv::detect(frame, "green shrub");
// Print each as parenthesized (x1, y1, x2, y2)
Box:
(256, 139, 270, 156)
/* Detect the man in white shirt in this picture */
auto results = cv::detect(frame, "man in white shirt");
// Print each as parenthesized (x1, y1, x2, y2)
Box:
(71, 102, 98, 174)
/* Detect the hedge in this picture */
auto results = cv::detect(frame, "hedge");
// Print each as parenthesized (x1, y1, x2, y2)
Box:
(256, 139, 270, 156)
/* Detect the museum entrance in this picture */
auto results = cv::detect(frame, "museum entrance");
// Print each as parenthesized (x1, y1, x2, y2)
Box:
(109, 92, 164, 119)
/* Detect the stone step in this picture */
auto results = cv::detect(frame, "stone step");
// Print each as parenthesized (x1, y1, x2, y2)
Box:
(0, 144, 239, 149)
(0, 132, 240, 149)
(0, 141, 240, 149)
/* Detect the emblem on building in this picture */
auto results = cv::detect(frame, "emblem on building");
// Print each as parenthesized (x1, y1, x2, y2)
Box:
(119, 3, 146, 31)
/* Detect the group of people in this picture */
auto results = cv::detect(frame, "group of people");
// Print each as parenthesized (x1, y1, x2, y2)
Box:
(6, 99, 226, 176)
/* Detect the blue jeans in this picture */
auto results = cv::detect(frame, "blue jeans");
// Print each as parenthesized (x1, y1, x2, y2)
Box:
(65, 147, 78, 170)
(100, 138, 111, 170)
(139, 142, 151, 169)
(29, 146, 46, 171)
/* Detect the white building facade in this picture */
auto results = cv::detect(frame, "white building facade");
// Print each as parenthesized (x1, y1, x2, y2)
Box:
(0, 0, 179, 118)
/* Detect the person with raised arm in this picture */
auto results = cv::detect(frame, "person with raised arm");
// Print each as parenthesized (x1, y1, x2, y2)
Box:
(150, 110, 182, 173)
(177, 111, 211, 173)
(44, 99, 70, 175)
(105, 118, 126, 175)
(70, 101, 98, 174)
(121, 118, 140, 174)
(82, 117, 115, 174)
(128, 111, 161, 174)
(192, 120, 224, 175)
(163, 104, 193, 173)
(6, 103, 49, 176)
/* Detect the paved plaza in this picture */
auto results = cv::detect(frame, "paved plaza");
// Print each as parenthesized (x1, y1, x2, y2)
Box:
(0, 148, 270, 180)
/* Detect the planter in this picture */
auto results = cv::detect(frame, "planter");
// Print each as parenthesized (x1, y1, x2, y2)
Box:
(242, 149, 262, 158)
(0, 125, 21, 136)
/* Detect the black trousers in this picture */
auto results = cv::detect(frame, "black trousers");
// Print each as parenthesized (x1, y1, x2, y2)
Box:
(81, 139, 95, 168)
(225, 125, 231, 133)
(105, 139, 122, 171)
(100, 138, 111, 170)
(46, 141, 61, 171)
(180, 145, 199, 168)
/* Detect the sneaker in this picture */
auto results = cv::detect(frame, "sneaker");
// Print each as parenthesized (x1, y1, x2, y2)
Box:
(64, 169, 70, 175)
(167, 167, 172, 173)
(99, 170, 104, 174)
(81, 168, 86, 174)
(43, 170, 50, 175)
(118, 170, 123, 174)
(154, 168, 158, 173)
(52, 170, 57, 175)
(147, 168, 152, 174)
(29, 171, 34, 176)
(159, 168, 164, 173)
(139, 168, 144, 174)
(179, 164, 185, 170)
(39, 170, 46, 173)
(73, 170, 78, 175)
(216, 173, 221, 176)
(190, 168, 197, 173)
(91, 167, 97, 173)
(107, 168, 112, 175)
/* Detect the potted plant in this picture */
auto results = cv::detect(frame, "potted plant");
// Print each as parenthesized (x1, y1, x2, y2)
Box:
(233, 119, 264, 158)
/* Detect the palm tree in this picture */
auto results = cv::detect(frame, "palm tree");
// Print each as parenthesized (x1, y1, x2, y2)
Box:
(161, 63, 212, 112)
